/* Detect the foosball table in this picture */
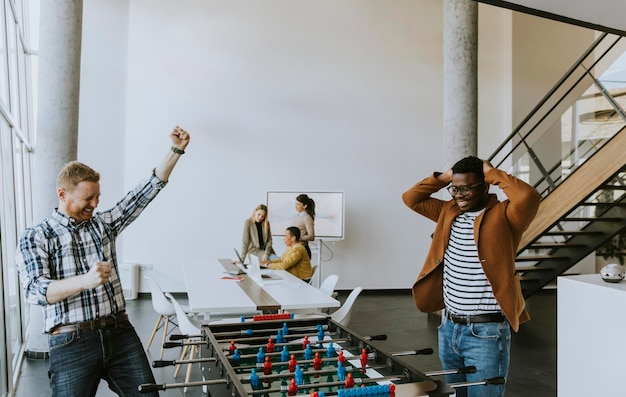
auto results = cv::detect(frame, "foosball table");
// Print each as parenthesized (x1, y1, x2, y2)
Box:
(140, 314, 503, 396)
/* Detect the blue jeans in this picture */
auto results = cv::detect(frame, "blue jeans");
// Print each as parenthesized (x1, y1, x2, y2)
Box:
(438, 311, 511, 397)
(48, 320, 158, 397)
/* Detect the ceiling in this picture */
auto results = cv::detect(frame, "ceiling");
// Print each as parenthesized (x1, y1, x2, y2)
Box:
(480, 0, 626, 35)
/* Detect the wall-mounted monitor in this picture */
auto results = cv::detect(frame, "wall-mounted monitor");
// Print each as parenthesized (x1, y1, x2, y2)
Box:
(266, 191, 345, 240)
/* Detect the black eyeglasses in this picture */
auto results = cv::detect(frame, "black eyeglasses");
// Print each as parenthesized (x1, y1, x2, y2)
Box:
(447, 182, 485, 196)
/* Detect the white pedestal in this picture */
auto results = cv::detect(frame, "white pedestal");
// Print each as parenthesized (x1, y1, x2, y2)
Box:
(557, 274, 626, 397)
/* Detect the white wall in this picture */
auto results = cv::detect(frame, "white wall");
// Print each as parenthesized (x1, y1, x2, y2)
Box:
(77, 1, 589, 292)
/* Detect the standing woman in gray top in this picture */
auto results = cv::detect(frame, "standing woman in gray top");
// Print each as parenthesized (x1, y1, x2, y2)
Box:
(291, 194, 315, 258)
(240, 204, 275, 262)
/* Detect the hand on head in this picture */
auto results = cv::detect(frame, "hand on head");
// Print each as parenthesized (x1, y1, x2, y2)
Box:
(439, 169, 453, 184)
(482, 159, 494, 174)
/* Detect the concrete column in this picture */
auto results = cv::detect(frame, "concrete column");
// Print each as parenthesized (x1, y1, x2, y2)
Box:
(442, 0, 478, 168)
(27, 0, 83, 358)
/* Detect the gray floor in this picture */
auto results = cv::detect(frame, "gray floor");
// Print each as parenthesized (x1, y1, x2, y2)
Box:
(13, 289, 556, 396)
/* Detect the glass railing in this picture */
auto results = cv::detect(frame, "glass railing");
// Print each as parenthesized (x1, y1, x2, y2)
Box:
(488, 32, 626, 198)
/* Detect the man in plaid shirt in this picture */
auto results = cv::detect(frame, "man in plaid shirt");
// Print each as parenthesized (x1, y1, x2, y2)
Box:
(16, 126, 190, 396)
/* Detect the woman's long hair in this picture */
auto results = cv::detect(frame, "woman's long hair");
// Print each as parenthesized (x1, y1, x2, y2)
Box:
(250, 204, 270, 235)
(296, 194, 316, 219)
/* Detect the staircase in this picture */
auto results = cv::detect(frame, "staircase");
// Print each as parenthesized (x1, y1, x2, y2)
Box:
(486, 33, 626, 298)
(515, 130, 626, 297)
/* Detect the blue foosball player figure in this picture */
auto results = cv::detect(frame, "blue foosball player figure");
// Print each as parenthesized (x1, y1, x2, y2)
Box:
(250, 368, 260, 390)
(257, 347, 266, 363)
(336, 361, 346, 382)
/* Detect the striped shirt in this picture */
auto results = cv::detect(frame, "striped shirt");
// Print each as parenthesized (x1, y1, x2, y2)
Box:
(443, 209, 502, 315)
(16, 173, 167, 332)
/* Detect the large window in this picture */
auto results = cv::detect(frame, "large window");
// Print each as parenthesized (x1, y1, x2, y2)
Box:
(0, 0, 37, 395)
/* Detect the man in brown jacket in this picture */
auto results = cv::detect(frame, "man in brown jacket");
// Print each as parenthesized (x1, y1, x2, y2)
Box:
(402, 156, 539, 397)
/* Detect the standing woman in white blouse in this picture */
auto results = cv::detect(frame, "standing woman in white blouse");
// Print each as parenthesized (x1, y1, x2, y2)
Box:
(291, 194, 315, 258)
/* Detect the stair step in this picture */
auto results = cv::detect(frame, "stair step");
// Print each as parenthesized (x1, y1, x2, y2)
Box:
(561, 217, 623, 222)
(515, 266, 554, 272)
(516, 255, 570, 261)
(526, 242, 587, 249)
(519, 276, 540, 282)
(581, 202, 626, 207)
(542, 230, 604, 236)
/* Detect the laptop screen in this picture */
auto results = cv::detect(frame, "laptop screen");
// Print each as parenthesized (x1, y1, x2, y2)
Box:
(233, 248, 246, 265)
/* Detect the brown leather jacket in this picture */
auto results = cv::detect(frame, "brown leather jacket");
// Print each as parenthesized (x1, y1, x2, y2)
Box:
(402, 168, 540, 332)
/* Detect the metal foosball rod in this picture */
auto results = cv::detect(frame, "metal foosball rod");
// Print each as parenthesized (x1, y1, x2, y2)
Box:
(162, 340, 204, 349)
(424, 366, 476, 377)
(248, 374, 403, 394)
(230, 354, 356, 371)
(214, 330, 385, 345)
(212, 324, 386, 343)
(231, 346, 327, 360)
(391, 348, 434, 356)
(211, 324, 334, 338)
(152, 357, 217, 368)
(214, 331, 335, 344)
(239, 364, 384, 383)
(448, 376, 505, 389)
(138, 378, 228, 393)
(223, 335, 385, 352)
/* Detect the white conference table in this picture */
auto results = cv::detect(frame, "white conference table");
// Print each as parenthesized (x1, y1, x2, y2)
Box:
(183, 259, 340, 318)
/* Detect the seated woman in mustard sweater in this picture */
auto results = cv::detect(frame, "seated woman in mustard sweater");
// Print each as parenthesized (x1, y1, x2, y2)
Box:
(261, 226, 313, 280)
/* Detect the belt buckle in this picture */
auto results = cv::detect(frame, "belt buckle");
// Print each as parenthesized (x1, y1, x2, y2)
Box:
(447, 311, 460, 324)
(96, 317, 108, 329)
(448, 312, 469, 325)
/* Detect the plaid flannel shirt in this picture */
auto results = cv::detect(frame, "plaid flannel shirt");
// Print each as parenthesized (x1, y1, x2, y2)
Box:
(16, 172, 167, 332)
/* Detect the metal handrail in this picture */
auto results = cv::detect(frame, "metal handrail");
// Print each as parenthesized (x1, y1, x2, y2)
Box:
(487, 32, 626, 195)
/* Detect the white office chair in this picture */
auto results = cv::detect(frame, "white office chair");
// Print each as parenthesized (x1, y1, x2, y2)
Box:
(165, 292, 203, 392)
(308, 265, 319, 287)
(144, 276, 191, 359)
(319, 275, 339, 297)
(331, 287, 363, 327)
(289, 274, 340, 316)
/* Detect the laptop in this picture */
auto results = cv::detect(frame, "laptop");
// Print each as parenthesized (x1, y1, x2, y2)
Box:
(247, 262, 283, 284)
(233, 248, 250, 273)
(233, 249, 281, 282)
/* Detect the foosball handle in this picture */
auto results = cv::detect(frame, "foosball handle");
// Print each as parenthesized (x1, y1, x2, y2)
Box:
(364, 334, 387, 341)
(152, 360, 175, 368)
(169, 334, 187, 340)
(458, 366, 477, 374)
(415, 347, 434, 355)
(484, 376, 506, 385)
(163, 342, 182, 348)
(138, 383, 166, 393)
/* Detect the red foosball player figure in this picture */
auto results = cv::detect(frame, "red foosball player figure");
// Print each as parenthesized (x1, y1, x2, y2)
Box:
(263, 356, 273, 379)
(313, 352, 323, 371)
(229, 341, 236, 355)
(360, 348, 368, 373)
(344, 373, 355, 389)
(302, 335, 310, 350)
(267, 338, 275, 353)
(337, 350, 347, 365)
(287, 378, 298, 396)
(288, 354, 298, 372)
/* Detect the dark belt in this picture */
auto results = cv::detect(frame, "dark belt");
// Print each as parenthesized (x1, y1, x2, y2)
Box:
(50, 312, 128, 335)
(446, 311, 505, 325)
